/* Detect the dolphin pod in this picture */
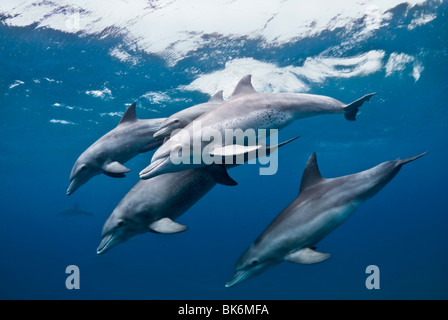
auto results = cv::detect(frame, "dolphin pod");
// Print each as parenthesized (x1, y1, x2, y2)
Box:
(97, 137, 298, 255)
(139, 74, 375, 182)
(67, 74, 426, 288)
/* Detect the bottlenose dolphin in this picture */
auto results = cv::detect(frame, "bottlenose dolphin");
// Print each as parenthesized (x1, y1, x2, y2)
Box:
(139, 75, 375, 183)
(97, 137, 298, 255)
(153, 90, 224, 138)
(67, 103, 165, 195)
(225, 151, 427, 287)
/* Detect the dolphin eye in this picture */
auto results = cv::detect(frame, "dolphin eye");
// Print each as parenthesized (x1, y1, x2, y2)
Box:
(117, 220, 124, 226)
(251, 260, 258, 265)
(173, 119, 179, 123)
(80, 165, 87, 171)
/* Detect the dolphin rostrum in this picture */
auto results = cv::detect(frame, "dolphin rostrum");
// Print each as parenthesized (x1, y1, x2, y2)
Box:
(153, 90, 225, 138)
(139, 74, 376, 183)
(225, 151, 427, 287)
(67, 103, 165, 195)
(97, 137, 299, 255)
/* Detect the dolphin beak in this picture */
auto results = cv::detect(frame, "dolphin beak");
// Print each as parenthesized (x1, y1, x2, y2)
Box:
(97, 232, 116, 255)
(139, 158, 168, 180)
(153, 127, 170, 138)
(225, 270, 247, 288)
(66, 180, 78, 196)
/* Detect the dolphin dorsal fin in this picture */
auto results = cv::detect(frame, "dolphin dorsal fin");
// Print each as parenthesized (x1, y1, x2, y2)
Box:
(299, 153, 324, 193)
(119, 102, 138, 125)
(208, 90, 224, 102)
(231, 75, 257, 98)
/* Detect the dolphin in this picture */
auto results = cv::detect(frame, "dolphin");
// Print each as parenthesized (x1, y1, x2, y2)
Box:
(97, 137, 299, 255)
(225, 151, 427, 287)
(153, 90, 224, 138)
(67, 103, 165, 195)
(139, 74, 376, 184)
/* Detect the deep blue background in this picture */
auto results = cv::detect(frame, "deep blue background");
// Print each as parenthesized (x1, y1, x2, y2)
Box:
(0, 2, 447, 299)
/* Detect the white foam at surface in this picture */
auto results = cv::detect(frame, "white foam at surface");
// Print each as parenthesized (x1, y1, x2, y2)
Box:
(85, 88, 113, 100)
(385, 53, 414, 75)
(9, 80, 25, 89)
(142, 91, 172, 105)
(408, 13, 437, 30)
(49, 119, 76, 125)
(109, 47, 139, 65)
(0, 0, 433, 65)
(412, 63, 424, 81)
(100, 112, 123, 118)
(182, 50, 386, 96)
(181, 58, 310, 97)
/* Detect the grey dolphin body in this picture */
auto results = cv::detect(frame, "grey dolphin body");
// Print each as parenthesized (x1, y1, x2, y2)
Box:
(97, 137, 298, 255)
(153, 90, 224, 138)
(225, 151, 427, 287)
(67, 103, 165, 195)
(139, 75, 375, 183)
(97, 168, 216, 255)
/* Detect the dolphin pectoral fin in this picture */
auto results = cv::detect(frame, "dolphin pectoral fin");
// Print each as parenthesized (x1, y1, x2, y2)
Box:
(103, 171, 126, 178)
(285, 248, 331, 264)
(103, 161, 131, 175)
(207, 164, 238, 186)
(210, 144, 262, 157)
(149, 218, 188, 234)
(344, 93, 376, 121)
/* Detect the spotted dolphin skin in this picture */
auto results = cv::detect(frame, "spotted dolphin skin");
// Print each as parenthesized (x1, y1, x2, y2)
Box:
(139, 74, 376, 184)
(153, 90, 225, 138)
(225, 151, 427, 287)
(97, 137, 299, 255)
(67, 103, 165, 195)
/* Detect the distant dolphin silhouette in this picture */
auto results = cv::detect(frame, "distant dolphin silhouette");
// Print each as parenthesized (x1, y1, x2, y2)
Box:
(58, 204, 93, 217)
(225, 151, 427, 287)
(140, 74, 375, 183)
(67, 103, 165, 195)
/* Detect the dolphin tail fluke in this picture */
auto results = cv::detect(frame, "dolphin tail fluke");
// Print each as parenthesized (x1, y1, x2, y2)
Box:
(398, 152, 428, 166)
(344, 93, 376, 121)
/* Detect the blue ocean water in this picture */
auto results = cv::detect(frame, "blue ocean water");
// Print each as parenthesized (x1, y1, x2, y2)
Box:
(0, 1, 447, 300)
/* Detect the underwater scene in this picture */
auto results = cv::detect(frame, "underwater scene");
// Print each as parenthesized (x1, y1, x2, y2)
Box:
(0, 0, 447, 300)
